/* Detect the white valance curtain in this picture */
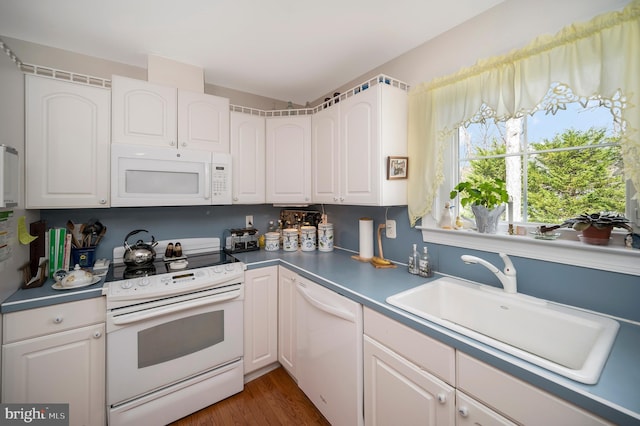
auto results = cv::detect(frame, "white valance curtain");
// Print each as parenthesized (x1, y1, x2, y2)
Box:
(407, 0, 640, 226)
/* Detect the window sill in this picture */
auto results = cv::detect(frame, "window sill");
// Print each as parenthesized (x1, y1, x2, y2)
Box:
(417, 220, 640, 276)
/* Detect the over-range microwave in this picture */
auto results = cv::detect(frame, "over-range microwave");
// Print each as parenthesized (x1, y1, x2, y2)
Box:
(111, 144, 232, 207)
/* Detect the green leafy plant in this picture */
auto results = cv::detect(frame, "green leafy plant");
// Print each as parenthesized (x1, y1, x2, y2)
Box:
(449, 178, 509, 210)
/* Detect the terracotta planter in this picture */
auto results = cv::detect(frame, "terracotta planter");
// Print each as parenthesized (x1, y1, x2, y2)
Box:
(579, 226, 613, 245)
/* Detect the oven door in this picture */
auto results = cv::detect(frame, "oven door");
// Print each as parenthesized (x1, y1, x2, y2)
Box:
(107, 292, 243, 406)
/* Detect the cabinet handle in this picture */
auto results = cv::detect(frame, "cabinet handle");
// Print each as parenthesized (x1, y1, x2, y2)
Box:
(437, 393, 447, 404)
(99, 199, 107, 204)
(333, 196, 339, 202)
(53, 316, 63, 324)
(170, 141, 176, 146)
(93, 330, 102, 339)
(339, 196, 344, 202)
(181, 142, 188, 147)
(458, 406, 469, 417)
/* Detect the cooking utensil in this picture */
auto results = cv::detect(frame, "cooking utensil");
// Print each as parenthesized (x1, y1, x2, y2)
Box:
(94, 226, 107, 246)
(66, 220, 81, 248)
(123, 229, 157, 266)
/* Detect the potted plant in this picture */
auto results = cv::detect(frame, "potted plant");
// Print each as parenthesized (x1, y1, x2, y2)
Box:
(540, 212, 632, 245)
(450, 178, 509, 233)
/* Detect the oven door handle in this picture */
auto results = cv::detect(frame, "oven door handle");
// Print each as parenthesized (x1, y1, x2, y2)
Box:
(112, 290, 241, 325)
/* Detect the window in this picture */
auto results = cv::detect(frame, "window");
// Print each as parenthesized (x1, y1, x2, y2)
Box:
(456, 85, 627, 225)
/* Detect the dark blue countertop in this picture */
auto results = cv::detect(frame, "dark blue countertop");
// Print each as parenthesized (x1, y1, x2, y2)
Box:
(2, 248, 638, 424)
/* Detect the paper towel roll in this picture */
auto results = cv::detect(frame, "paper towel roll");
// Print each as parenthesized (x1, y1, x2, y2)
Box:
(359, 218, 374, 260)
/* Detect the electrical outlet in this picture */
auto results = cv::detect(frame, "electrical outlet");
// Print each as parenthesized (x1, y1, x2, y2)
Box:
(385, 219, 396, 239)
(246, 215, 254, 228)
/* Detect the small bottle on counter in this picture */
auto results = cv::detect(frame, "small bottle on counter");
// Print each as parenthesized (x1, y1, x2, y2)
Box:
(419, 246, 433, 278)
(408, 244, 419, 275)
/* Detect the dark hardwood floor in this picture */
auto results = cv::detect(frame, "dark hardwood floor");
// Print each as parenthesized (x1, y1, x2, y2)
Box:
(170, 367, 331, 425)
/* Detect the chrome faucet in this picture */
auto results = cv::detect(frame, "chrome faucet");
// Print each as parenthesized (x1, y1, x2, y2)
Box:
(461, 253, 517, 294)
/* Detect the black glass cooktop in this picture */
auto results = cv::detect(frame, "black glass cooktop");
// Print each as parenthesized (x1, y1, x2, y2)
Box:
(106, 251, 238, 282)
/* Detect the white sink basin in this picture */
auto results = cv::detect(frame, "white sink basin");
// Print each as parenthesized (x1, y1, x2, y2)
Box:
(386, 277, 619, 384)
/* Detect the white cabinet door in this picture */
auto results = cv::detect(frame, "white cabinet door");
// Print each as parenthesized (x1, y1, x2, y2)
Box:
(230, 111, 266, 203)
(340, 87, 379, 205)
(364, 335, 455, 426)
(266, 115, 311, 204)
(2, 324, 106, 426)
(25, 75, 110, 208)
(111, 75, 177, 148)
(112, 76, 230, 153)
(278, 266, 297, 379)
(311, 105, 340, 204)
(178, 90, 230, 152)
(244, 266, 278, 375)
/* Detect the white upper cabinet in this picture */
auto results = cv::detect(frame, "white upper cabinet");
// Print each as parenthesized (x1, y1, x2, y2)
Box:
(112, 75, 229, 152)
(25, 75, 111, 208)
(312, 81, 408, 206)
(311, 105, 340, 204)
(230, 111, 266, 204)
(178, 90, 230, 152)
(266, 115, 312, 204)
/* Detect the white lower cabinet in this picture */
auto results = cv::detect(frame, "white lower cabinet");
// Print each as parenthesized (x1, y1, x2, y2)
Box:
(364, 307, 456, 426)
(457, 352, 613, 426)
(243, 266, 278, 375)
(364, 335, 455, 425)
(277, 266, 298, 379)
(2, 298, 106, 426)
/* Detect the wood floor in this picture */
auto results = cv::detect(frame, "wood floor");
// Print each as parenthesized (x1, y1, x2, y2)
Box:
(170, 367, 331, 425)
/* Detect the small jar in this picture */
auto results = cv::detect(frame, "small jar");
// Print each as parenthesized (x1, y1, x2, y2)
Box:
(318, 223, 334, 252)
(300, 226, 317, 251)
(282, 228, 299, 252)
(265, 232, 280, 251)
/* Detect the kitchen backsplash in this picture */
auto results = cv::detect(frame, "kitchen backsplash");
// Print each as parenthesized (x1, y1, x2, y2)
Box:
(40, 204, 640, 322)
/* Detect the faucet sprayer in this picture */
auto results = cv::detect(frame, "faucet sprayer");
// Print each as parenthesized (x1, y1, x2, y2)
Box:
(460, 253, 517, 294)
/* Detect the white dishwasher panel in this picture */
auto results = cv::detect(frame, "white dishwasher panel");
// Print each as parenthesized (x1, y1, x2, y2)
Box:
(296, 276, 364, 426)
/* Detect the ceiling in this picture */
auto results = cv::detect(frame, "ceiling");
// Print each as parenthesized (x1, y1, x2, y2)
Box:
(0, 0, 504, 104)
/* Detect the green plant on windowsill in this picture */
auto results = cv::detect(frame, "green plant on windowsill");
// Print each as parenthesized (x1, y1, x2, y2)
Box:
(450, 178, 509, 234)
(449, 178, 509, 210)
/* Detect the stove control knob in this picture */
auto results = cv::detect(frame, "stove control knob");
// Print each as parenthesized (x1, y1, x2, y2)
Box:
(139, 278, 151, 286)
(121, 281, 133, 289)
(213, 265, 224, 274)
(225, 263, 236, 272)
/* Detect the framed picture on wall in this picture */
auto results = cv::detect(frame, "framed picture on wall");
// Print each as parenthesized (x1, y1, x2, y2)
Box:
(387, 156, 408, 180)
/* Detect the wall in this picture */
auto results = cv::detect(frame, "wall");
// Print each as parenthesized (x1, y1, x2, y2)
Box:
(0, 42, 39, 302)
(316, 0, 632, 104)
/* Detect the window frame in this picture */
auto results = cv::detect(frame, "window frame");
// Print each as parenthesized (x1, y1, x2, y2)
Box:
(419, 131, 639, 277)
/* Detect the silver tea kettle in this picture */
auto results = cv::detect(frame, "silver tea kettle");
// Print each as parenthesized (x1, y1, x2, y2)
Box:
(123, 229, 158, 266)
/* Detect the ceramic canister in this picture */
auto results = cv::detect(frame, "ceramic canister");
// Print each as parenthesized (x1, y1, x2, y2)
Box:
(318, 223, 334, 252)
(282, 228, 299, 252)
(300, 226, 317, 251)
(265, 232, 280, 251)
